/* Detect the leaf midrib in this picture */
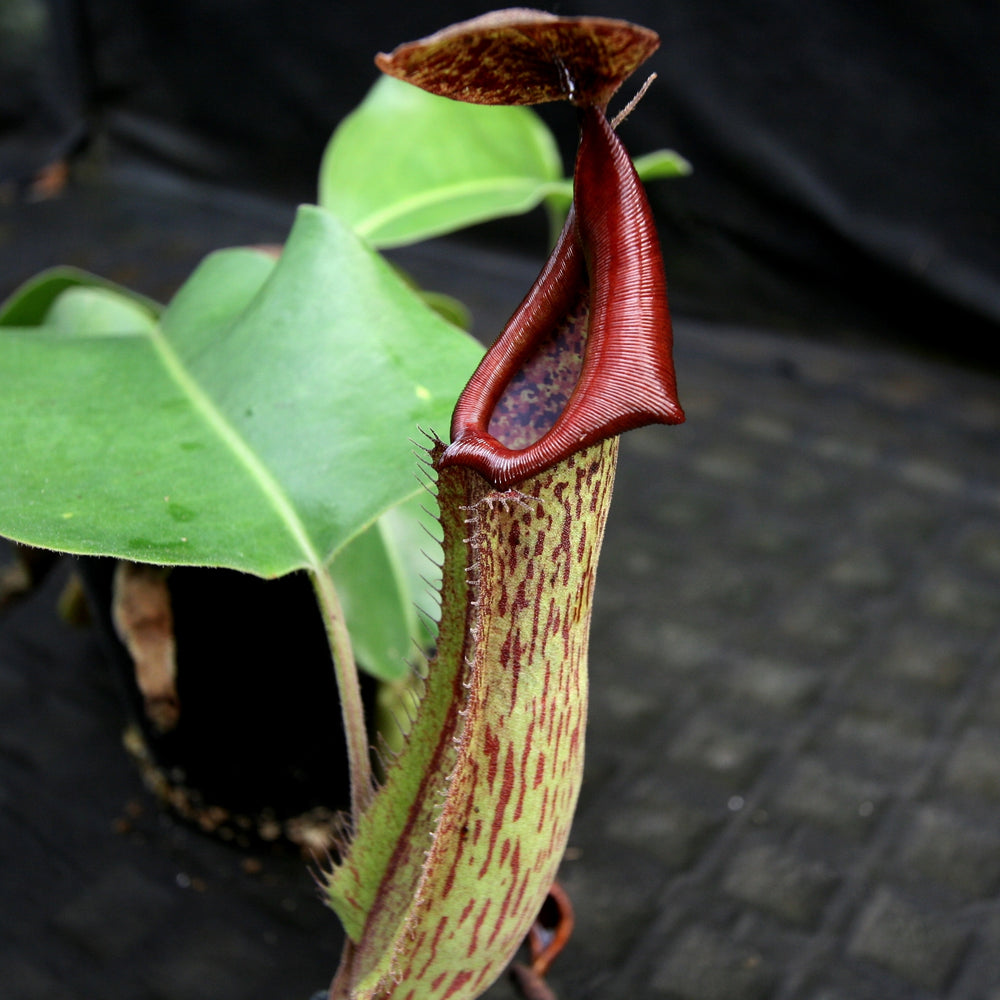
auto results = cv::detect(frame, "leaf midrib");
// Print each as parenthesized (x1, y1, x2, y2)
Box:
(354, 175, 564, 240)
(146, 322, 322, 571)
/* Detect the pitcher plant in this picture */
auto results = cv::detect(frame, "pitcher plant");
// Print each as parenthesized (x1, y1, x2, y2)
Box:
(323, 11, 684, 1000)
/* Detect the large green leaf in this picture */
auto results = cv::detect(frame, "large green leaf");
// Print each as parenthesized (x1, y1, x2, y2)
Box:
(319, 76, 563, 247)
(0, 204, 483, 580)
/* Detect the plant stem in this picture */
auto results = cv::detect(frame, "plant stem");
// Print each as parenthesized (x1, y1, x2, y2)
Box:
(311, 567, 372, 822)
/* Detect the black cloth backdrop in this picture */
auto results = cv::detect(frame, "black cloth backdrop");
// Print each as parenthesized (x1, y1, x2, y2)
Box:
(2, 0, 997, 366)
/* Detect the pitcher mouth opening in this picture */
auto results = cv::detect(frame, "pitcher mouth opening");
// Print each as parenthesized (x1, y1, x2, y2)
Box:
(438, 105, 683, 490)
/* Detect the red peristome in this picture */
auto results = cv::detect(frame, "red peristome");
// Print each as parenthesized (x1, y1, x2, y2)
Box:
(438, 104, 684, 489)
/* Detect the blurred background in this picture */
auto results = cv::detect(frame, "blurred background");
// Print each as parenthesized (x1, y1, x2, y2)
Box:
(4, 5, 1000, 1000)
(2, 0, 997, 364)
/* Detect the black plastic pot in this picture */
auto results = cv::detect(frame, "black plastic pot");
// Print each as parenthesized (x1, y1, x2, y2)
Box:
(77, 556, 372, 849)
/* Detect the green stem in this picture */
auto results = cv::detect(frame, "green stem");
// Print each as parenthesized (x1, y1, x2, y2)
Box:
(311, 567, 372, 822)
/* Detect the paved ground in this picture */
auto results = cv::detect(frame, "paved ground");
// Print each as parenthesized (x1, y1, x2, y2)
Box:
(2, 172, 1000, 999)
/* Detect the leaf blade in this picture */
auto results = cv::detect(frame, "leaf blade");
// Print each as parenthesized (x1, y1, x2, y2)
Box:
(331, 515, 416, 683)
(319, 76, 563, 247)
(0, 205, 484, 578)
(632, 147, 693, 181)
(0, 266, 162, 326)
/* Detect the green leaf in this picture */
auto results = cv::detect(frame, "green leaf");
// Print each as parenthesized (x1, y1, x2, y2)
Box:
(633, 148, 693, 181)
(380, 490, 441, 648)
(417, 290, 471, 331)
(0, 204, 483, 579)
(45, 286, 160, 337)
(319, 76, 563, 247)
(332, 484, 441, 683)
(331, 516, 416, 682)
(0, 266, 162, 326)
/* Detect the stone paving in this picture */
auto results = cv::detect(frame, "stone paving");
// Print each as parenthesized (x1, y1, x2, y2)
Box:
(2, 178, 1000, 999)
